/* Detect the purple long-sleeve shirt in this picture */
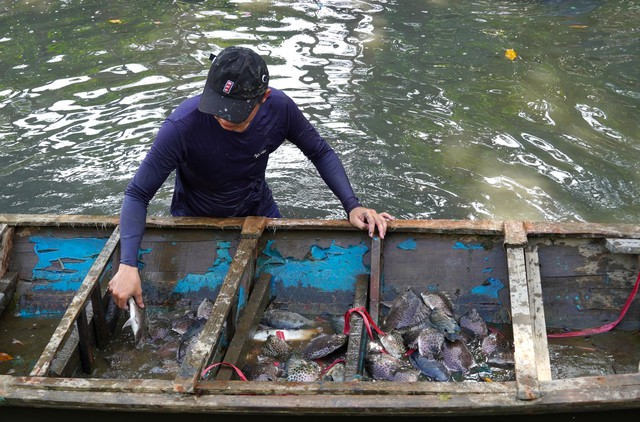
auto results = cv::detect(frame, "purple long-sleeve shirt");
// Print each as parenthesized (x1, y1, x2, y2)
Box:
(119, 88, 361, 266)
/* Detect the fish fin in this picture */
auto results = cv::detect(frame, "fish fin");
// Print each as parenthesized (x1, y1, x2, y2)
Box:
(123, 317, 133, 329)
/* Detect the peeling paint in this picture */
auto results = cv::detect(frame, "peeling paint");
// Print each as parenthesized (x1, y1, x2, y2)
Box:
(256, 240, 369, 292)
(471, 277, 505, 299)
(453, 241, 484, 250)
(30, 236, 108, 291)
(172, 241, 232, 294)
(397, 238, 416, 250)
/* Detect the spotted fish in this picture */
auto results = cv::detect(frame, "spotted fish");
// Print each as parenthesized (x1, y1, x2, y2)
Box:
(302, 333, 348, 360)
(441, 338, 476, 374)
(285, 356, 322, 382)
(261, 334, 292, 360)
(420, 290, 455, 316)
(242, 360, 284, 381)
(261, 309, 318, 329)
(481, 331, 512, 356)
(429, 307, 461, 339)
(379, 330, 407, 359)
(459, 307, 488, 340)
(365, 352, 420, 382)
(382, 288, 431, 331)
(414, 326, 445, 359)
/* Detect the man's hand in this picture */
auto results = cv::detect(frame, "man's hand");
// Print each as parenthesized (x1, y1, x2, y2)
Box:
(348, 206, 395, 239)
(108, 263, 144, 310)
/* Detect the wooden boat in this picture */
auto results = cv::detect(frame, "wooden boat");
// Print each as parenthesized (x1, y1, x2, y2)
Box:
(0, 213, 639, 416)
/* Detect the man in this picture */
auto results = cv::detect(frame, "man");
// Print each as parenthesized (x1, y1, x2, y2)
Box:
(108, 46, 394, 310)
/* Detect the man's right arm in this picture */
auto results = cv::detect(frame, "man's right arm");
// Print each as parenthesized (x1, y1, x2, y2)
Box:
(109, 119, 183, 308)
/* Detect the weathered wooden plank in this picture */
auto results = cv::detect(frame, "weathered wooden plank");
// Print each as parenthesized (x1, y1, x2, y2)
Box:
(605, 238, 640, 254)
(76, 307, 93, 373)
(215, 273, 272, 381)
(525, 221, 640, 238)
(503, 220, 527, 246)
(344, 274, 369, 380)
(30, 226, 121, 376)
(506, 246, 540, 400)
(4, 373, 640, 415)
(525, 245, 552, 382)
(173, 219, 265, 393)
(0, 223, 14, 278)
(368, 236, 382, 325)
(90, 284, 109, 349)
(0, 272, 18, 316)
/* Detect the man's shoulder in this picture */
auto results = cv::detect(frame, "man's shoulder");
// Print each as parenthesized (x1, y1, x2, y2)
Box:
(171, 95, 202, 116)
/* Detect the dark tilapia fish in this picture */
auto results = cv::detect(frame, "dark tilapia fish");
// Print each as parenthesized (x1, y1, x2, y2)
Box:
(261, 309, 318, 329)
(365, 352, 420, 382)
(486, 349, 515, 369)
(285, 356, 322, 382)
(242, 359, 284, 381)
(176, 318, 205, 363)
(481, 331, 512, 356)
(420, 291, 455, 316)
(441, 338, 476, 374)
(196, 297, 214, 320)
(481, 330, 514, 369)
(302, 333, 348, 360)
(413, 325, 445, 359)
(261, 334, 292, 360)
(382, 288, 431, 331)
(429, 307, 461, 340)
(459, 307, 488, 340)
(379, 330, 407, 359)
(409, 351, 450, 382)
(321, 360, 346, 382)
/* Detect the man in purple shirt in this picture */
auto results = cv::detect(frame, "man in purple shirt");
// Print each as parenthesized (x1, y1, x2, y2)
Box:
(108, 46, 394, 310)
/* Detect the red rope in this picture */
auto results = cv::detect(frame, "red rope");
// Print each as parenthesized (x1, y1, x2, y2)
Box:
(343, 306, 386, 339)
(548, 271, 640, 338)
(201, 361, 248, 380)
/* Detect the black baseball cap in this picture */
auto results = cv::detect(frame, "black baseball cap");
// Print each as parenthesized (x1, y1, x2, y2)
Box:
(198, 46, 269, 123)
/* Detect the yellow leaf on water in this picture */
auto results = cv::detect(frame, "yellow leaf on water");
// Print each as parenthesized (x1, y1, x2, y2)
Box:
(0, 352, 13, 362)
(109, 19, 122, 24)
(505, 49, 518, 61)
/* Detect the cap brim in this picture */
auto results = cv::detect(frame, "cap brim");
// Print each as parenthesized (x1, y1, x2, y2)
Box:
(198, 89, 260, 124)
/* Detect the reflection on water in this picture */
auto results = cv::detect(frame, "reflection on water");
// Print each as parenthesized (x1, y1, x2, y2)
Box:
(0, 0, 638, 222)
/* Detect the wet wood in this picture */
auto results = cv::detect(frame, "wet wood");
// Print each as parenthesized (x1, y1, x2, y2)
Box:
(76, 307, 93, 373)
(90, 285, 109, 349)
(344, 274, 369, 380)
(503, 220, 527, 246)
(215, 273, 272, 381)
(606, 238, 640, 254)
(0, 272, 18, 316)
(30, 226, 121, 376)
(0, 223, 14, 277)
(173, 218, 265, 393)
(525, 245, 552, 381)
(506, 246, 540, 400)
(368, 236, 382, 325)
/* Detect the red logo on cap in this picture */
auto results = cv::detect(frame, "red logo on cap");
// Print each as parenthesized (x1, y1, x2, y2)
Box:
(223, 80, 234, 94)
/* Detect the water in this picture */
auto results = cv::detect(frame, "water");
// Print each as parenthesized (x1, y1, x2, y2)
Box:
(0, 0, 638, 223)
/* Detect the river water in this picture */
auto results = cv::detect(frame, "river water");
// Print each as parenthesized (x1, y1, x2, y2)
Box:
(0, 0, 638, 223)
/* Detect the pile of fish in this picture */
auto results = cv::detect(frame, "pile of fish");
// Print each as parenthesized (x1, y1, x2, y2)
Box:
(239, 288, 514, 383)
(366, 288, 515, 382)
(240, 307, 348, 382)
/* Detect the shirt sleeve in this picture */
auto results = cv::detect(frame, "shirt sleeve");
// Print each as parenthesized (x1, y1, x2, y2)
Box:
(282, 95, 362, 216)
(119, 120, 183, 266)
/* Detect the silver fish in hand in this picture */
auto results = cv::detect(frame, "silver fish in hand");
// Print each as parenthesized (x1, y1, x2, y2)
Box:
(123, 297, 147, 347)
